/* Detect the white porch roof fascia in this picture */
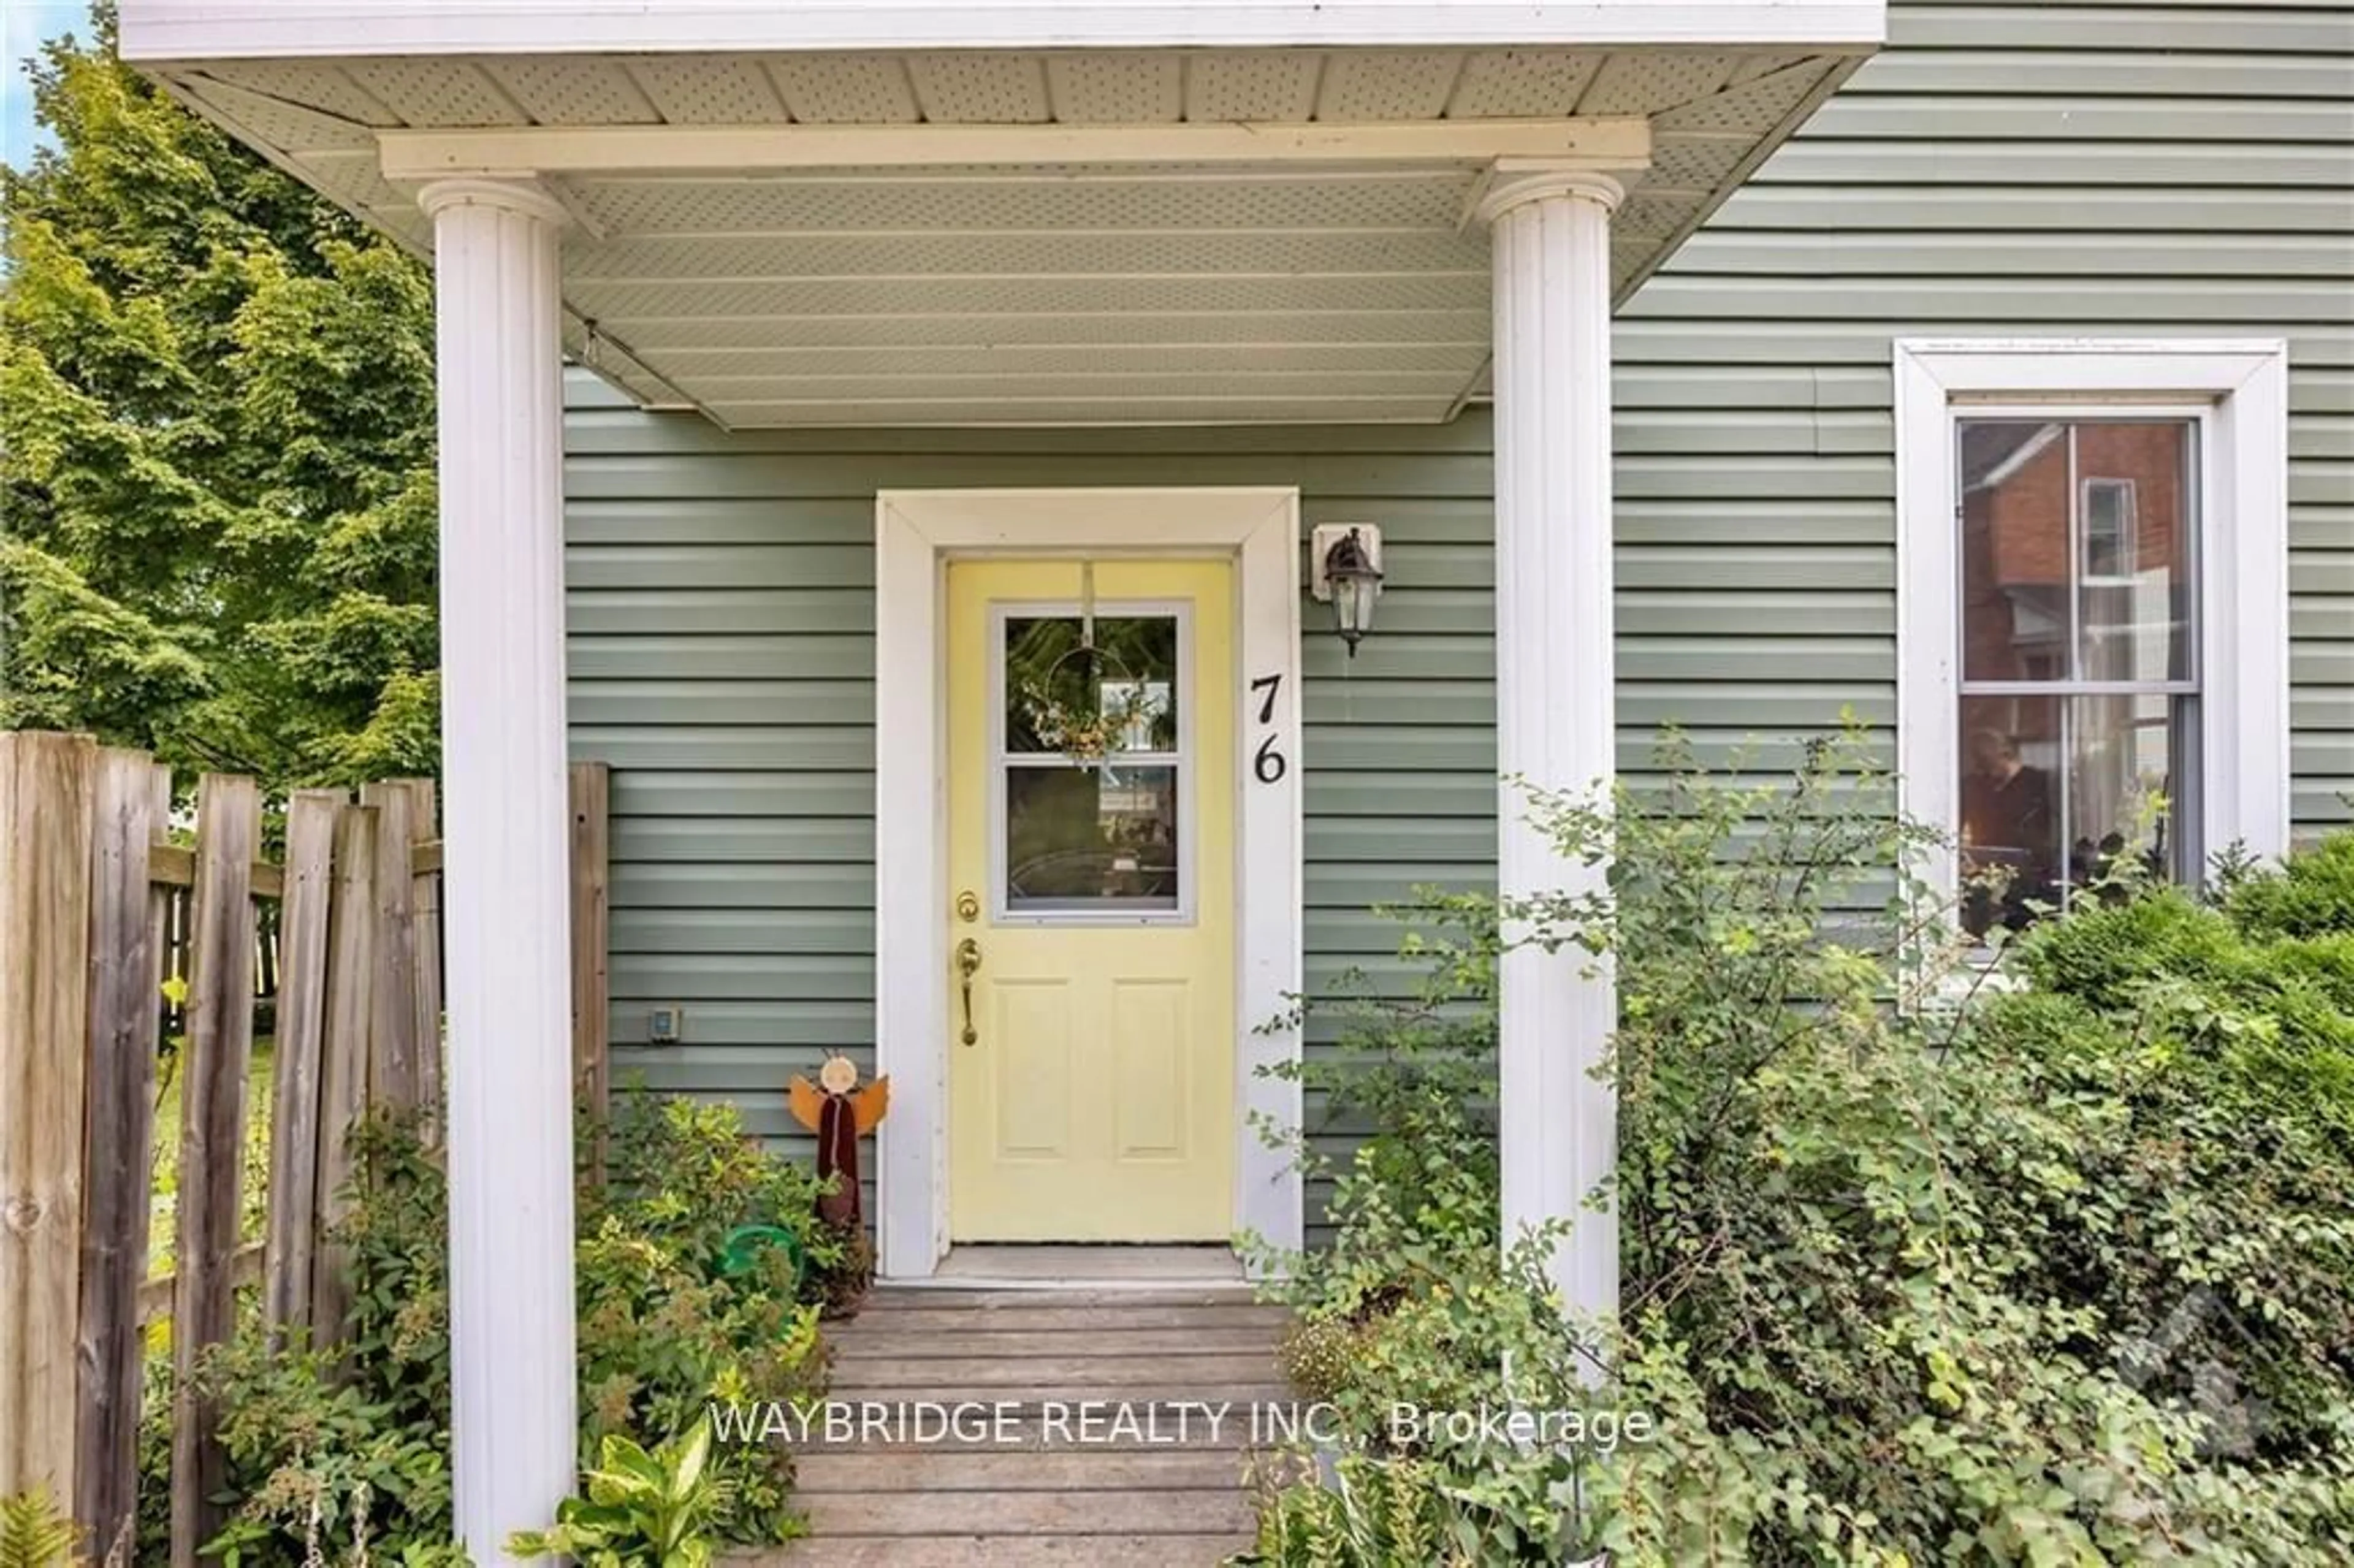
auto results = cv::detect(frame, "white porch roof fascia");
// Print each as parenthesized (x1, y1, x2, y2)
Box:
(120, 2, 1889, 56)
(121, 4, 1885, 428)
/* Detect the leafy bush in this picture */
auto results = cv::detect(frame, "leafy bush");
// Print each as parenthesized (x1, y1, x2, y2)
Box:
(509, 1417, 725, 1568)
(576, 1092, 833, 1536)
(2224, 831, 2354, 940)
(1238, 1451, 1470, 1567)
(195, 1111, 457, 1566)
(1247, 730, 2354, 1566)
(178, 1090, 832, 1565)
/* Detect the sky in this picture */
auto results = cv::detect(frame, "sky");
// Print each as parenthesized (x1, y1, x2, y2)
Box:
(3, 1, 85, 171)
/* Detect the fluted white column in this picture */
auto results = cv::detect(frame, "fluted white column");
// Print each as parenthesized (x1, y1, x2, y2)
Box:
(420, 177, 577, 1558)
(1477, 170, 1623, 1330)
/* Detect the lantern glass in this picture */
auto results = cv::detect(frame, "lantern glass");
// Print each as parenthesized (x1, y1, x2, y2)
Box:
(1320, 528, 1384, 655)
(1334, 576, 1372, 638)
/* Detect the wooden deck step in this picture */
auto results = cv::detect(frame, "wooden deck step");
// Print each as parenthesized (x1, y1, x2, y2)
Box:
(832, 1352, 1282, 1390)
(796, 1448, 1257, 1493)
(806, 1486, 1254, 1536)
(830, 1325, 1286, 1357)
(798, 1410, 1277, 1453)
(773, 1286, 1288, 1566)
(800, 1384, 1299, 1412)
(858, 1287, 1262, 1310)
(841, 1301, 1287, 1333)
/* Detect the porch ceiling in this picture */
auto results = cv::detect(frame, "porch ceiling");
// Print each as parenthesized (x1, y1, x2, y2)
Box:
(132, 45, 1865, 427)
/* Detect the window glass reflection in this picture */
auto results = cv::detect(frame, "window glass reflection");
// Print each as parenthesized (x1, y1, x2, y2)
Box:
(1004, 615, 1178, 755)
(1958, 420, 2192, 687)
(1956, 415, 2198, 933)
(1958, 694, 2190, 937)
(1005, 764, 1179, 912)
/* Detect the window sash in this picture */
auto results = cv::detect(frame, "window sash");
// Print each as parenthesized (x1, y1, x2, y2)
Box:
(1960, 680, 2198, 698)
(1893, 338, 2291, 900)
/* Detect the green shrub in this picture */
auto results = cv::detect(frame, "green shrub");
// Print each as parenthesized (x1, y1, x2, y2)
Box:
(1236, 1451, 1466, 1567)
(1277, 1316, 1361, 1406)
(194, 1111, 459, 1566)
(2225, 831, 2354, 940)
(180, 1090, 831, 1565)
(1246, 730, 2354, 1566)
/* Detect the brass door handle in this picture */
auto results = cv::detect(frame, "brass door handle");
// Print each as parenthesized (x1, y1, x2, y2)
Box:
(955, 937, 983, 1046)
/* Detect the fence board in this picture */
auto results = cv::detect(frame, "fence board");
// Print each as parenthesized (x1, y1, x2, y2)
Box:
(0, 732, 97, 1500)
(311, 803, 379, 1344)
(265, 789, 342, 1341)
(570, 763, 612, 1181)
(360, 783, 421, 1111)
(74, 752, 168, 1550)
(137, 1241, 264, 1326)
(403, 782, 444, 1117)
(145, 843, 282, 898)
(0, 731, 606, 1524)
(170, 773, 260, 1568)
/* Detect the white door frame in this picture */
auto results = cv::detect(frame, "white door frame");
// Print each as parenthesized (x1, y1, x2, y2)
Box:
(873, 486, 1305, 1280)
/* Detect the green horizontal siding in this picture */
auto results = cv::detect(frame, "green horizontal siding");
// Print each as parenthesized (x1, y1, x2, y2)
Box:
(563, 404, 1512, 1192)
(1618, 0, 2354, 840)
(563, 0, 2354, 1230)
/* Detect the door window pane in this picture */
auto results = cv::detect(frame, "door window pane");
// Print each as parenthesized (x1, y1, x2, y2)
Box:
(997, 605, 1186, 918)
(1005, 764, 1178, 912)
(1004, 614, 1178, 755)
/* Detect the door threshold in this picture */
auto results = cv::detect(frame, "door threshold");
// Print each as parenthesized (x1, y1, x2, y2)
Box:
(890, 1244, 1252, 1290)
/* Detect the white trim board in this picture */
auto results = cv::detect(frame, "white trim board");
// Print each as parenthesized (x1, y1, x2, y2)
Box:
(122, 2, 1888, 59)
(379, 118, 1653, 181)
(873, 487, 1305, 1282)
(1892, 338, 2291, 892)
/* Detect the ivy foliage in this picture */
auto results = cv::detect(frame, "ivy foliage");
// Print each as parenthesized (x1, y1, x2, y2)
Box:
(1, 7, 438, 788)
(1246, 730, 2354, 1566)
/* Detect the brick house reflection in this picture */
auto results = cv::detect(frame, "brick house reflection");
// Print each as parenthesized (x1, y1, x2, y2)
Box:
(1960, 420, 2192, 916)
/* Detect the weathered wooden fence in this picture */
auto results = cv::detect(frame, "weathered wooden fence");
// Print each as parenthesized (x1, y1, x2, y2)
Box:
(0, 731, 610, 1564)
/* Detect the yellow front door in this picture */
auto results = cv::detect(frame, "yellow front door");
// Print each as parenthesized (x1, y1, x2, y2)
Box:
(946, 558, 1236, 1241)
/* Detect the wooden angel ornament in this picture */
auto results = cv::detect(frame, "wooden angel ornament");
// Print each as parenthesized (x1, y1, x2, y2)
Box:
(787, 1054, 889, 1230)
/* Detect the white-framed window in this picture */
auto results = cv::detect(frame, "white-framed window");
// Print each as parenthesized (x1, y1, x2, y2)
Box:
(1894, 340, 2290, 926)
(2079, 476, 2139, 583)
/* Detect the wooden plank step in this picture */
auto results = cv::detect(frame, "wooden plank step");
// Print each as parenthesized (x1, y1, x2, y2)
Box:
(794, 1447, 1254, 1493)
(832, 1353, 1282, 1391)
(801, 1488, 1255, 1537)
(839, 1303, 1288, 1334)
(800, 1384, 1299, 1431)
(750, 1534, 1254, 1566)
(830, 1326, 1282, 1358)
(858, 1287, 1262, 1310)
(800, 1412, 1280, 1450)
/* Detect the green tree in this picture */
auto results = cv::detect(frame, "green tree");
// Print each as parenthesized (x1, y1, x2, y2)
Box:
(1, 6, 438, 789)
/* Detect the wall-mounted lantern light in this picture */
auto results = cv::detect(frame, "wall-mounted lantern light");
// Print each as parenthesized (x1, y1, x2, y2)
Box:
(1309, 523, 1385, 658)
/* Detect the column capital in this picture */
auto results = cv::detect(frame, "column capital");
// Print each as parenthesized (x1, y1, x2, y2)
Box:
(417, 176, 570, 227)
(1471, 165, 1626, 228)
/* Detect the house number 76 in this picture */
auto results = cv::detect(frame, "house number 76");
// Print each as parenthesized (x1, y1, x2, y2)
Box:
(1249, 674, 1286, 785)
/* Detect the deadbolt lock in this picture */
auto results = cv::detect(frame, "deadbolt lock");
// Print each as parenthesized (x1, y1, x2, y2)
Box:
(954, 888, 980, 923)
